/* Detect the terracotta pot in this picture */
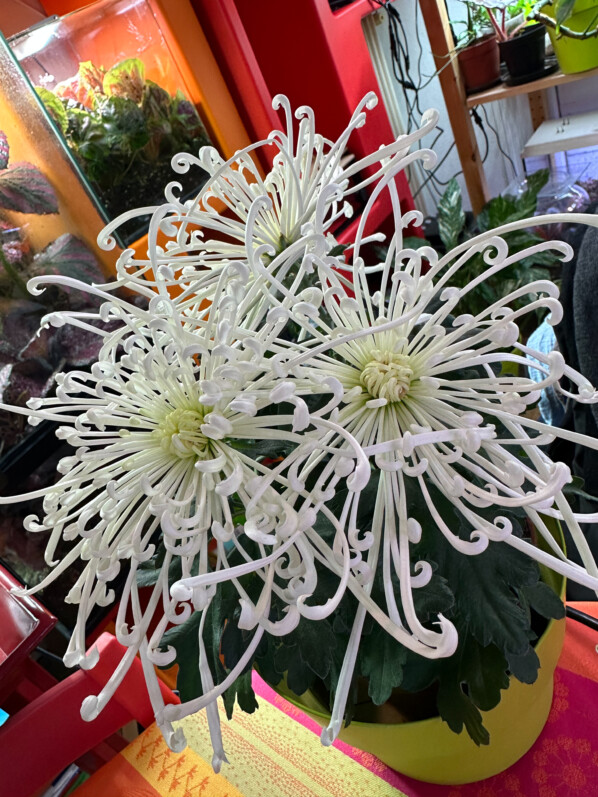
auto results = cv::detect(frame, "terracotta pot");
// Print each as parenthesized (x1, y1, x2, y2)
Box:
(457, 35, 501, 94)
(499, 23, 546, 80)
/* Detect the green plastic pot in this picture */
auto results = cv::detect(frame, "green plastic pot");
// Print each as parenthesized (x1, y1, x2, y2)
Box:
(276, 523, 566, 785)
(544, 0, 598, 73)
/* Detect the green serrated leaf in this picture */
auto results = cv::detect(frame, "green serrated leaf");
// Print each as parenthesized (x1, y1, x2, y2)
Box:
(520, 581, 565, 620)
(0, 162, 58, 215)
(437, 669, 489, 746)
(506, 645, 540, 684)
(223, 671, 258, 720)
(408, 480, 538, 656)
(36, 87, 68, 134)
(359, 625, 406, 705)
(437, 178, 465, 251)
(103, 57, 146, 103)
(160, 612, 202, 703)
(461, 638, 509, 711)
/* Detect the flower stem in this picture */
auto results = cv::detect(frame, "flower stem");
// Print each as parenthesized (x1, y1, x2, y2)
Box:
(0, 246, 30, 299)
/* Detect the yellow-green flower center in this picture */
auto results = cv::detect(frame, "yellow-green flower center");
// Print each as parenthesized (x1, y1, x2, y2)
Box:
(361, 350, 413, 402)
(153, 408, 210, 459)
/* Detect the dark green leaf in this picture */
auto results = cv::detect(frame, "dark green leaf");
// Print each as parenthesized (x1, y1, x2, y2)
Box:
(563, 475, 598, 504)
(461, 638, 509, 711)
(359, 625, 406, 705)
(520, 581, 565, 621)
(160, 612, 202, 704)
(0, 163, 58, 215)
(506, 645, 540, 684)
(476, 195, 518, 232)
(437, 178, 466, 251)
(524, 168, 550, 198)
(437, 671, 489, 746)
(222, 671, 258, 720)
(408, 481, 538, 655)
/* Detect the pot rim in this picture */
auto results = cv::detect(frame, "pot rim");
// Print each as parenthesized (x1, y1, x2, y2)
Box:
(500, 21, 546, 44)
(281, 519, 566, 732)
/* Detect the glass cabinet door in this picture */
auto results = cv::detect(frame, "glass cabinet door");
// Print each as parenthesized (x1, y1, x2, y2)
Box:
(10, 0, 217, 247)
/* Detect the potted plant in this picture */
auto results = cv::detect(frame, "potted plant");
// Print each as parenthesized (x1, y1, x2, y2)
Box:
(467, 0, 549, 82)
(531, 0, 598, 73)
(32, 57, 213, 246)
(454, 3, 501, 94)
(4, 95, 598, 785)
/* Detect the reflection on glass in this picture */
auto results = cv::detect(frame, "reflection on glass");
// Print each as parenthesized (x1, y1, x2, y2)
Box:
(10, 0, 215, 246)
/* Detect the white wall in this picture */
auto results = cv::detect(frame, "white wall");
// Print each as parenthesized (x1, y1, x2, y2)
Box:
(362, 2, 598, 214)
(363, 1, 534, 216)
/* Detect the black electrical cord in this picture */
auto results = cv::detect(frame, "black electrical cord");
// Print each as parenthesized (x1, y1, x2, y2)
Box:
(470, 107, 490, 164)
(374, 1, 525, 203)
(372, 0, 460, 203)
(35, 645, 66, 665)
(480, 105, 519, 178)
(566, 605, 598, 634)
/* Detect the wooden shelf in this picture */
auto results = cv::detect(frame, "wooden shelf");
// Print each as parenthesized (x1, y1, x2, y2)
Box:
(466, 65, 598, 107)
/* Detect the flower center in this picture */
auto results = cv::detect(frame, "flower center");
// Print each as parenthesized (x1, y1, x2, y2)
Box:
(154, 408, 210, 459)
(361, 350, 413, 402)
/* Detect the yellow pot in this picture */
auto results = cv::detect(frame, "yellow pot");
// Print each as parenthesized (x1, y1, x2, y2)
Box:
(278, 525, 566, 785)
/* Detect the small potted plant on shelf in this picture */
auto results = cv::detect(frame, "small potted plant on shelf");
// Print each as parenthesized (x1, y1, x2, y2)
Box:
(453, 3, 501, 94)
(466, 0, 550, 83)
(4, 95, 598, 785)
(531, 0, 598, 73)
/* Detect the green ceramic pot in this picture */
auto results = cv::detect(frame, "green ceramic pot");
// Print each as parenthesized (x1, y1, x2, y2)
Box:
(276, 523, 566, 785)
(544, 0, 598, 74)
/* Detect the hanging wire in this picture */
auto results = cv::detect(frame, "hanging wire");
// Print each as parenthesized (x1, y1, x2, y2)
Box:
(479, 105, 519, 178)
(374, 0, 522, 203)
(373, 0, 461, 203)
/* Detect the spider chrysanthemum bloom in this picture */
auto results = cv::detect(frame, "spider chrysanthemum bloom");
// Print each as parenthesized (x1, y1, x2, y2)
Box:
(222, 165, 598, 743)
(0, 259, 329, 762)
(96, 93, 439, 311)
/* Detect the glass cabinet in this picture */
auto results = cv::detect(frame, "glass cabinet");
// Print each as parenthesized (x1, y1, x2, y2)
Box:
(10, 0, 218, 247)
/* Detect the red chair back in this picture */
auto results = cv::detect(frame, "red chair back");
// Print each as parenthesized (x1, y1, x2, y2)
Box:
(0, 632, 180, 797)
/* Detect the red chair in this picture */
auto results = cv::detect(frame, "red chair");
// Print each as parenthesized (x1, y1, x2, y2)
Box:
(0, 632, 180, 797)
(0, 564, 57, 707)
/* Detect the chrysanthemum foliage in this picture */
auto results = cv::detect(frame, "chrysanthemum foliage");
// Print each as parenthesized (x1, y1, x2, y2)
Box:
(3, 94, 598, 764)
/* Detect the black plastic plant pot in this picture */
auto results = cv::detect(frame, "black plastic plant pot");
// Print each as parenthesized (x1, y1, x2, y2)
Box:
(499, 23, 546, 80)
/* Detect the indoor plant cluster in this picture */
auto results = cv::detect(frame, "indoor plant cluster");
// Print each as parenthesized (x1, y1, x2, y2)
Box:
(36, 57, 212, 244)
(0, 128, 104, 455)
(4, 94, 598, 778)
(456, 0, 598, 94)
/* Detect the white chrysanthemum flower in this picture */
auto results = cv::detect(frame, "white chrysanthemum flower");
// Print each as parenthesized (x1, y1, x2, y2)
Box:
(96, 93, 438, 308)
(204, 165, 598, 744)
(1, 258, 339, 765)
(7, 93, 598, 770)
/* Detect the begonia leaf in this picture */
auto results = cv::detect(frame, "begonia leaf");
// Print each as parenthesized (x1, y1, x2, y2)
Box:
(0, 163, 59, 215)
